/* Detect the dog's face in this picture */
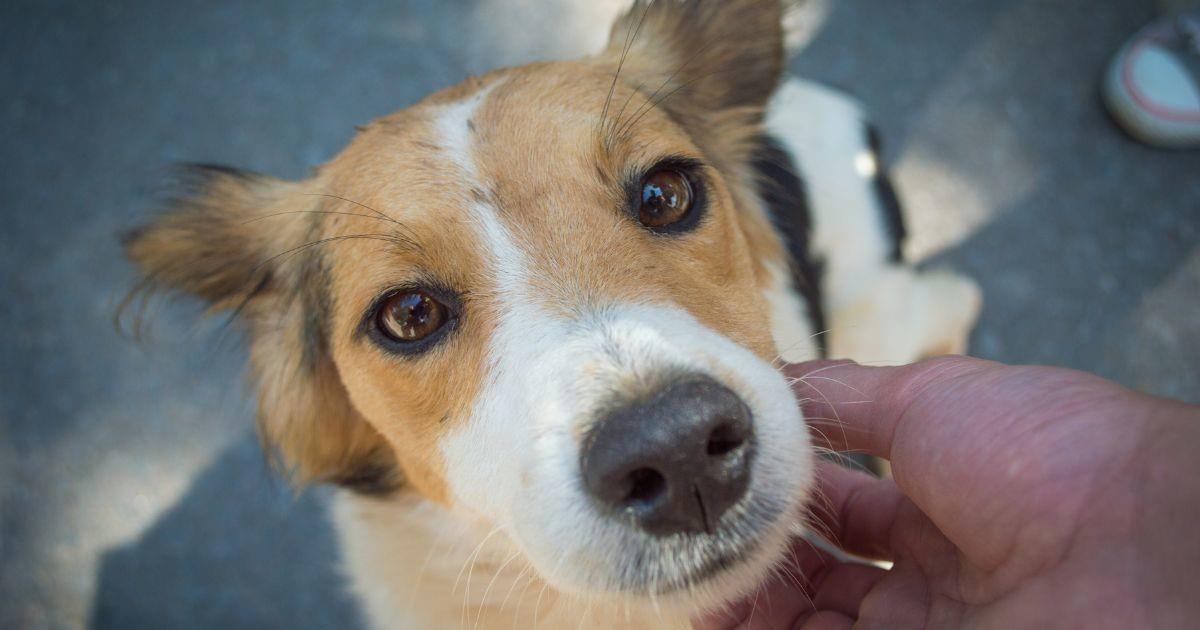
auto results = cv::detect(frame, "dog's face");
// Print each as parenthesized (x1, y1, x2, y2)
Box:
(127, 0, 812, 610)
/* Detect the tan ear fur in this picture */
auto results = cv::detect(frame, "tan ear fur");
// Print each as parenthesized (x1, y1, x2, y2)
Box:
(598, 0, 785, 134)
(123, 165, 398, 493)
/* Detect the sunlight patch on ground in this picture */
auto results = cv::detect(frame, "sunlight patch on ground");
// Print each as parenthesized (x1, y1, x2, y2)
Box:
(892, 4, 1046, 262)
(894, 149, 1020, 263)
(36, 383, 247, 626)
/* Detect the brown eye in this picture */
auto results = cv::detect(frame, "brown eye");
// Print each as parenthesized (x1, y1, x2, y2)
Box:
(376, 290, 449, 343)
(638, 168, 694, 228)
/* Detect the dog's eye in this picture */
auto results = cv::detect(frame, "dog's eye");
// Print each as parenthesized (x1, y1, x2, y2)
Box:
(376, 290, 448, 343)
(638, 168, 694, 229)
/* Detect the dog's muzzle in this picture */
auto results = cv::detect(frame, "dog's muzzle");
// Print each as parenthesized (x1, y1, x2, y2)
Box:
(580, 375, 756, 537)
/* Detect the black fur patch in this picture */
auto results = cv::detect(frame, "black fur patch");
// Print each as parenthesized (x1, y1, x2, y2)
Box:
(751, 135, 826, 357)
(329, 457, 404, 497)
(296, 235, 331, 372)
(864, 124, 907, 263)
(183, 162, 254, 180)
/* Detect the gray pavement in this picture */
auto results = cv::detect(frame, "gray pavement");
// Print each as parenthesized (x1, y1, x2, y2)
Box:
(1, 1, 1197, 628)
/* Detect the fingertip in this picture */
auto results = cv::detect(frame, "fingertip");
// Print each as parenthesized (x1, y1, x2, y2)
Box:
(789, 355, 1000, 460)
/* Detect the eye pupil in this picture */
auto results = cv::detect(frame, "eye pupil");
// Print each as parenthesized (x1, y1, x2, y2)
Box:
(642, 183, 675, 209)
(378, 290, 448, 343)
(638, 168, 693, 228)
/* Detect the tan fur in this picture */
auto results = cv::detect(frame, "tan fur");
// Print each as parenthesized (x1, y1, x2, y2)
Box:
(463, 64, 782, 358)
(120, 1, 975, 627)
(126, 5, 793, 501)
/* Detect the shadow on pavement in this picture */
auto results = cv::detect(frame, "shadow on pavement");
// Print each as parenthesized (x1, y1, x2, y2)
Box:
(89, 436, 365, 630)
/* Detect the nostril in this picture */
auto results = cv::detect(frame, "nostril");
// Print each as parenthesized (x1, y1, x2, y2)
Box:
(582, 376, 756, 536)
(621, 467, 667, 508)
(706, 423, 745, 457)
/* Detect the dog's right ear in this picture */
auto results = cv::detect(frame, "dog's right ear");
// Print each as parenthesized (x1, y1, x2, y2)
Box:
(595, 0, 787, 178)
(599, 0, 785, 121)
(123, 165, 400, 494)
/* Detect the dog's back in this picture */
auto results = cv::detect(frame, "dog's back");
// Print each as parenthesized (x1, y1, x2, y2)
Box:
(764, 78, 981, 365)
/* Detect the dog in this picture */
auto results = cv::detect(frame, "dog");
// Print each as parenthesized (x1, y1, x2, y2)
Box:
(123, 1, 980, 627)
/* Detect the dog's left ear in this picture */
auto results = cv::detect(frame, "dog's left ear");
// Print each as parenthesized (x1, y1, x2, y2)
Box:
(599, 0, 785, 124)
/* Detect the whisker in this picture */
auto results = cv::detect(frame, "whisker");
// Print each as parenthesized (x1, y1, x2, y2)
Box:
(794, 362, 856, 379)
(610, 37, 717, 141)
(807, 423, 840, 451)
(242, 209, 399, 226)
(607, 79, 648, 142)
(805, 416, 849, 427)
(806, 486, 838, 530)
(800, 375, 868, 398)
(458, 528, 505, 630)
(498, 560, 533, 616)
(533, 553, 568, 630)
(575, 598, 595, 630)
(407, 519, 459, 610)
(769, 327, 837, 367)
(802, 512, 839, 548)
(613, 64, 756, 142)
(794, 376, 850, 450)
(782, 548, 817, 611)
(745, 582, 762, 628)
(301, 192, 404, 227)
(532, 582, 549, 630)
(511, 566, 538, 630)
(599, 0, 652, 143)
(253, 233, 410, 275)
(453, 526, 502, 598)
(474, 549, 522, 630)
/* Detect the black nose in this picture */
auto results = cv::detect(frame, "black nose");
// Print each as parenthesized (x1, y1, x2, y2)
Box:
(581, 376, 755, 537)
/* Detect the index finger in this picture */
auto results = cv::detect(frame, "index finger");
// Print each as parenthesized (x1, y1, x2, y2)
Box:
(785, 356, 999, 460)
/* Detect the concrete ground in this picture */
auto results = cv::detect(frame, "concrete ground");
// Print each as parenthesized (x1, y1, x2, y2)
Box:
(1, 0, 1196, 628)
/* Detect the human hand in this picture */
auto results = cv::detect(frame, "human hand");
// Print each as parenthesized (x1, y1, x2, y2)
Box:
(695, 356, 1200, 629)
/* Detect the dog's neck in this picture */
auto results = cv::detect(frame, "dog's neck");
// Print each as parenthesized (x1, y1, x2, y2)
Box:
(332, 491, 694, 630)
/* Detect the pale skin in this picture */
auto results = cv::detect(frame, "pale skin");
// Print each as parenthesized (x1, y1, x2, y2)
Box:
(695, 356, 1200, 629)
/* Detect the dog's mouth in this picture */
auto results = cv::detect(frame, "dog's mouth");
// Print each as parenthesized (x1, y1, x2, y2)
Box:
(555, 478, 801, 603)
(616, 512, 776, 596)
(673, 541, 759, 592)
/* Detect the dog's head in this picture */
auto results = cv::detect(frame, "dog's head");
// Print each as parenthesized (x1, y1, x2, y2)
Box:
(126, 0, 813, 610)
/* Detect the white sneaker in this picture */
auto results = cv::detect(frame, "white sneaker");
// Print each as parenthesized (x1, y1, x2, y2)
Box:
(1104, 11, 1200, 148)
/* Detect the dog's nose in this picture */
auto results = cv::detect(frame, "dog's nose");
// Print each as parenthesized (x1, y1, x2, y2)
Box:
(581, 376, 755, 537)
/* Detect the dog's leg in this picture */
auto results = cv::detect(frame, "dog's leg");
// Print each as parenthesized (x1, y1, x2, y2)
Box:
(826, 266, 981, 364)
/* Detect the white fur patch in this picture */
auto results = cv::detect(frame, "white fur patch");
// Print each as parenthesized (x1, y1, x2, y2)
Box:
(435, 83, 498, 176)
(425, 80, 813, 616)
(441, 300, 813, 604)
(765, 77, 981, 363)
(766, 78, 892, 307)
